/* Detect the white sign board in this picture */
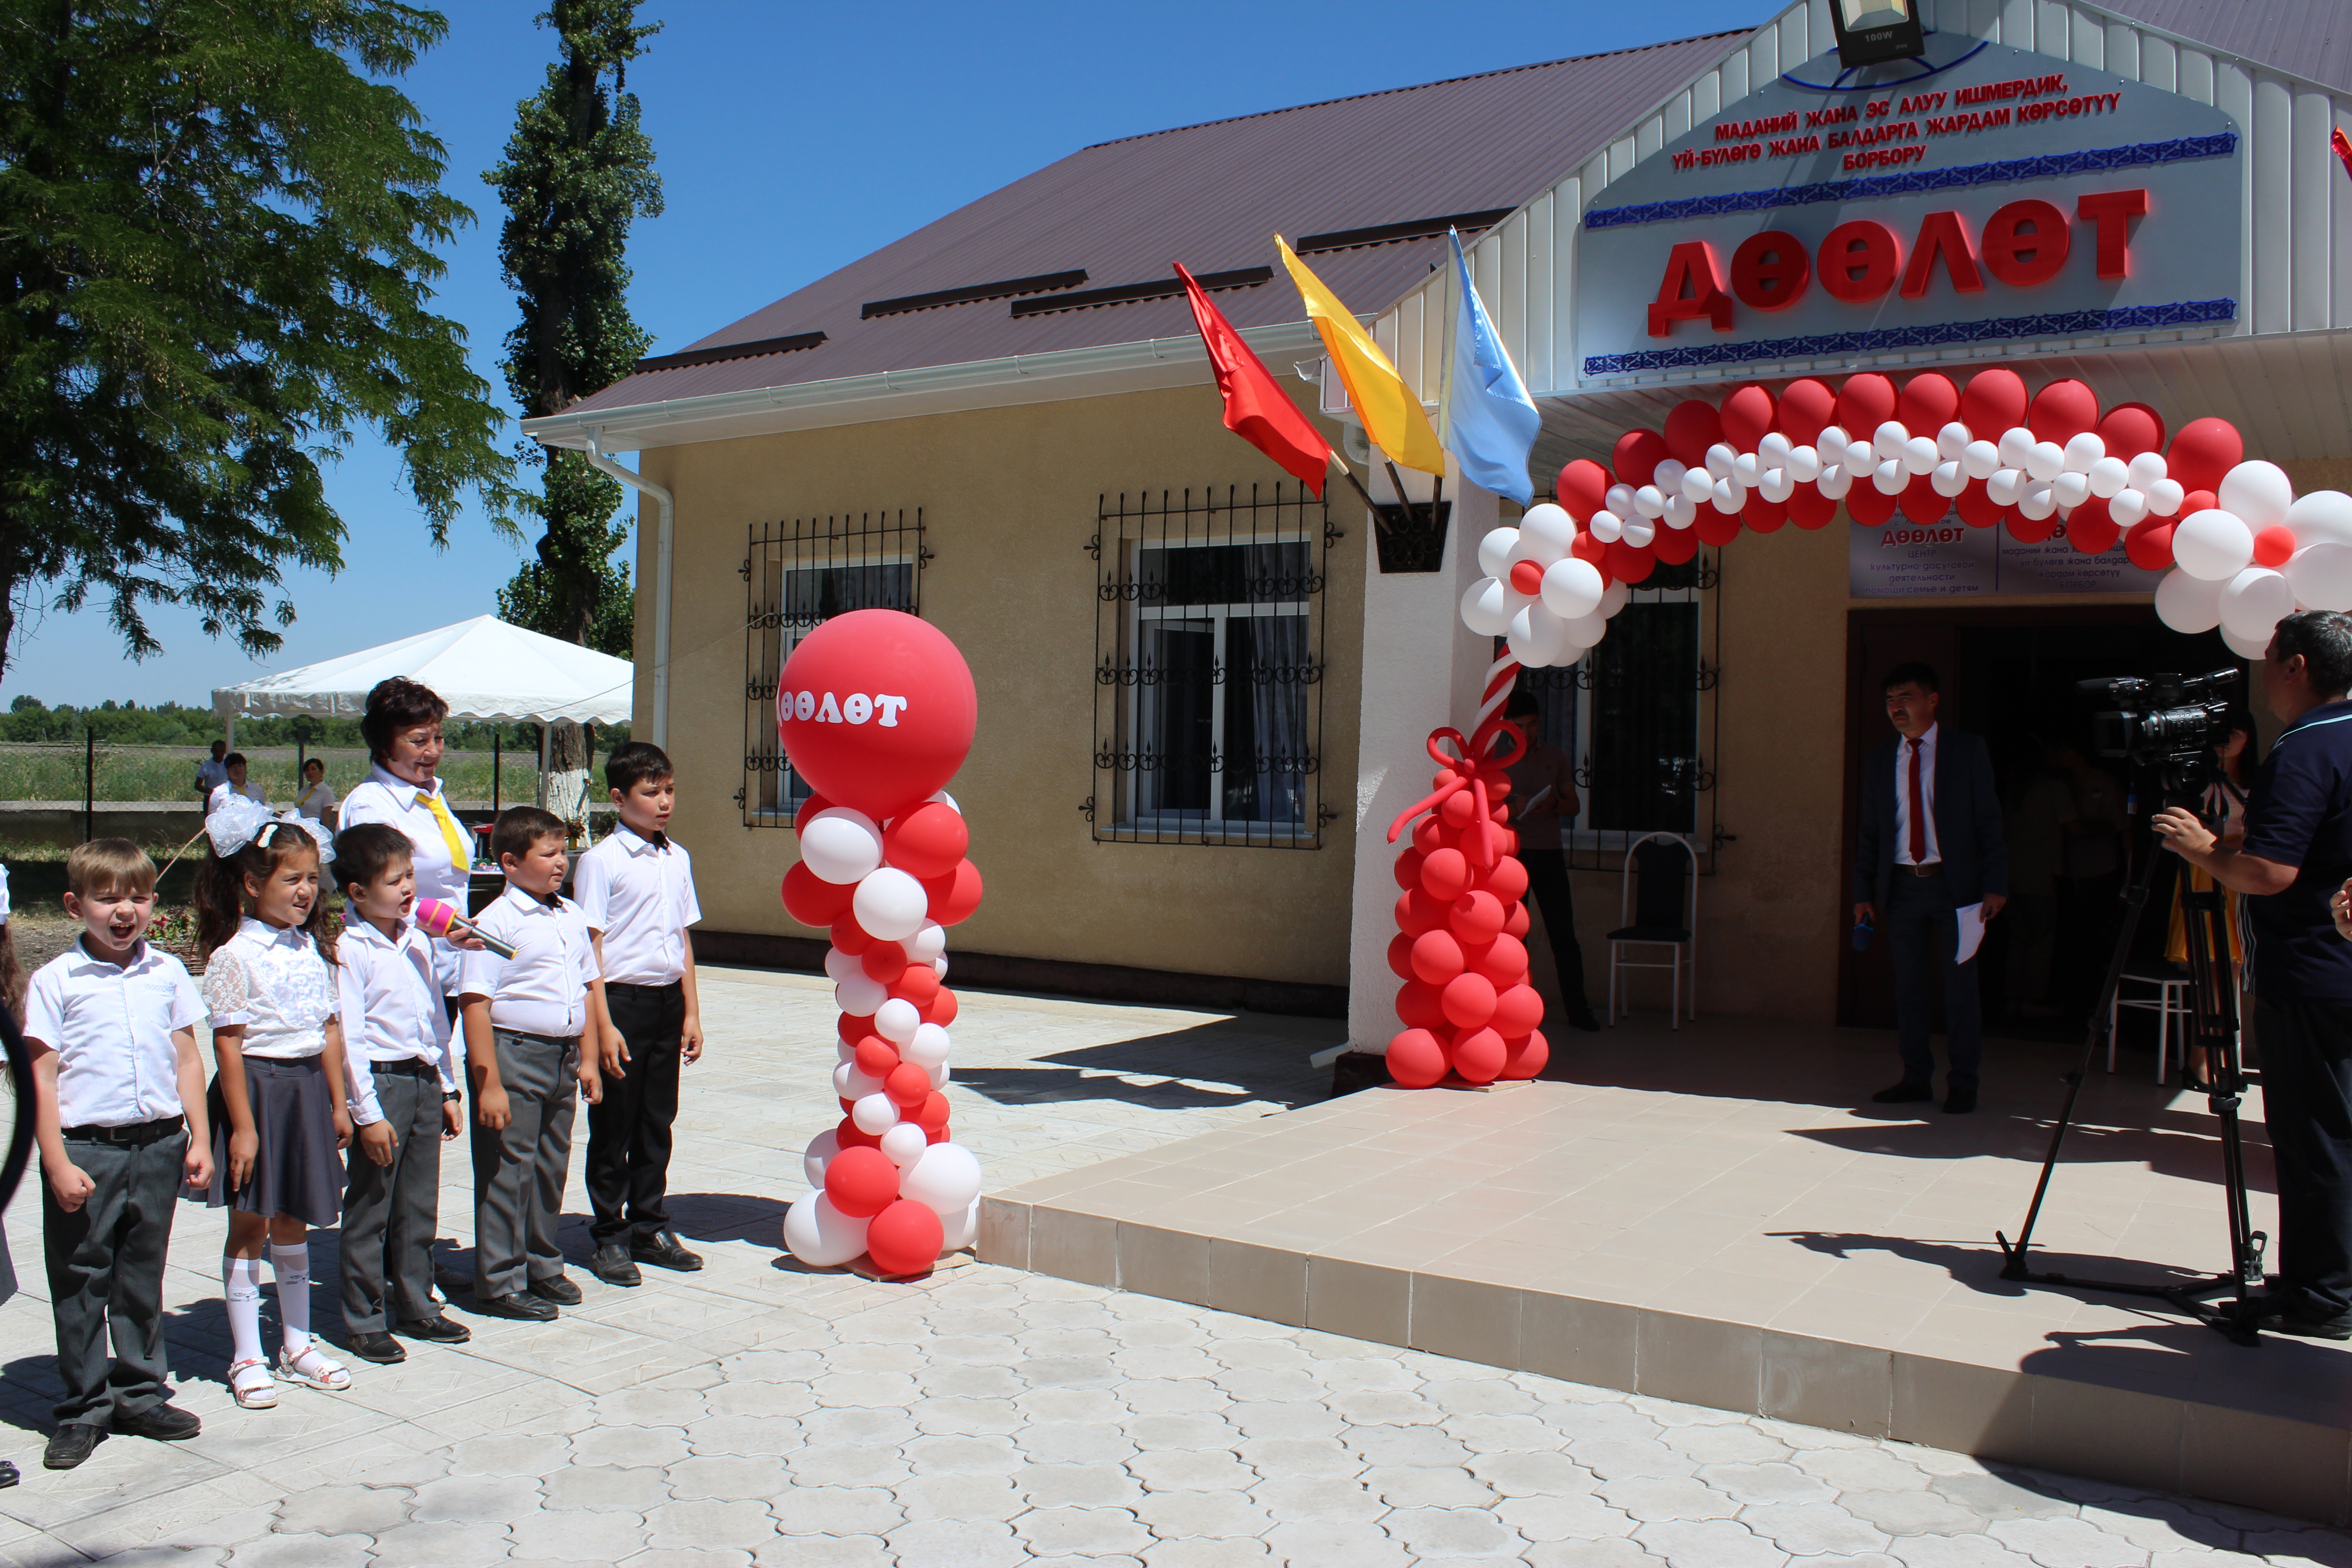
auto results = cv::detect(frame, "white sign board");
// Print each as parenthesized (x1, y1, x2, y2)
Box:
(1849, 519, 2165, 597)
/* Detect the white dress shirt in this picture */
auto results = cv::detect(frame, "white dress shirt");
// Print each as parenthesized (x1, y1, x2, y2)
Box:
(460, 884, 598, 1039)
(573, 823, 703, 986)
(337, 916, 458, 1125)
(24, 939, 204, 1128)
(295, 780, 338, 821)
(203, 918, 337, 1059)
(206, 779, 266, 814)
(195, 757, 230, 796)
(339, 764, 473, 992)
(1894, 721, 1942, 867)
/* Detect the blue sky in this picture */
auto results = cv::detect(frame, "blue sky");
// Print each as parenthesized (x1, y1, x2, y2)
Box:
(5, 0, 1764, 710)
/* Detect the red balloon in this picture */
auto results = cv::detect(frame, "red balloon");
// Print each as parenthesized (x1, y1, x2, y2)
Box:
(824, 1145, 900, 1218)
(1386, 931, 1416, 980)
(836, 1116, 880, 1151)
(1474, 932, 1530, 987)
(2065, 496, 2117, 554)
(791, 794, 839, 832)
(1491, 984, 1544, 1038)
(2027, 379, 2100, 444)
(1503, 1028, 1549, 1080)
(854, 1036, 900, 1078)
(1744, 494, 1788, 534)
(1721, 384, 1777, 451)
(883, 802, 969, 880)
(1897, 373, 1960, 434)
(1776, 378, 1837, 444)
(838, 1012, 875, 1045)
(2124, 517, 2176, 571)
(921, 860, 984, 925)
(1413, 815, 1447, 854)
(921, 988, 958, 1027)
(1409, 929, 1466, 986)
(1955, 479, 2007, 530)
(1836, 373, 1897, 435)
(1441, 971, 1498, 1029)
(885, 1061, 931, 1108)
(839, 1096, 858, 1115)
(1387, 1028, 1448, 1088)
(778, 609, 976, 824)
(1612, 429, 1671, 488)
(1392, 846, 1426, 892)
(1481, 855, 1529, 903)
(1959, 368, 2029, 436)
(891, 965, 941, 1007)
(2097, 402, 2166, 459)
(1558, 459, 1612, 520)
(1441, 791, 1479, 829)
(830, 915, 875, 956)
(1899, 482, 1949, 526)
(1568, 530, 1613, 583)
(860, 942, 908, 984)
(2181, 489, 2218, 517)
(1652, 524, 1700, 563)
(1695, 508, 1742, 547)
(2168, 418, 2244, 496)
(866, 1198, 945, 1276)
(1503, 900, 1531, 940)
(2254, 525, 2297, 568)
(1396, 979, 1447, 1029)
(926, 1125, 951, 1145)
(1664, 400, 1724, 468)
(782, 863, 857, 927)
(1788, 486, 1838, 530)
(915, 1092, 952, 1133)
(1450, 1026, 1507, 1085)
(1509, 559, 1545, 595)
(2007, 510, 2060, 544)
(1450, 890, 1505, 945)
(1606, 539, 1656, 583)
(1846, 484, 1899, 528)
(1420, 846, 1470, 901)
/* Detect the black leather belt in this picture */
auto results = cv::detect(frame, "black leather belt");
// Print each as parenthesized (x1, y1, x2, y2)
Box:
(61, 1115, 184, 1146)
(1900, 862, 1945, 877)
(370, 1058, 438, 1079)
(605, 981, 682, 996)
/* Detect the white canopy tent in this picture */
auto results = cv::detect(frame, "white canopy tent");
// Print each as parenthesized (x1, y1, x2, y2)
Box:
(211, 615, 634, 731)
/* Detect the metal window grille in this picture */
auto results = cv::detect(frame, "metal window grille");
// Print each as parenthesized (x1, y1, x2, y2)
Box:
(1514, 547, 1725, 874)
(740, 510, 928, 826)
(1087, 484, 1339, 848)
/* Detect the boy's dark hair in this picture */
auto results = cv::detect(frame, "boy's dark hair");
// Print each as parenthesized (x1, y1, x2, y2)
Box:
(2272, 610, 2352, 699)
(196, 824, 336, 964)
(1882, 661, 1940, 695)
(605, 740, 674, 796)
(334, 823, 414, 897)
(361, 676, 450, 763)
(223, 751, 247, 769)
(492, 806, 567, 865)
(68, 838, 158, 899)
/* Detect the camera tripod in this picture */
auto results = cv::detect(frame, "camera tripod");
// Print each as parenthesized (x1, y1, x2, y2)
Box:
(1994, 757, 2269, 1346)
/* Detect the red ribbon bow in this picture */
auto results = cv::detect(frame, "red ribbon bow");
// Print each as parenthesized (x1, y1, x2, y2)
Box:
(1385, 718, 1527, 868)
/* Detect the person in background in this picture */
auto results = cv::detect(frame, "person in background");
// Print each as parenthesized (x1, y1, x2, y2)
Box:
(0, 862, 21, 1024)
(2002, 739, 2072, 1022)
(193, 740, 229, 807)
(2048, 736, 2128, 1020)
(206, 753, 265, 816)
(2166, 710, 2257, 1089)
(294, 758, 336, 823)
(1501, 689, 1600, 1033)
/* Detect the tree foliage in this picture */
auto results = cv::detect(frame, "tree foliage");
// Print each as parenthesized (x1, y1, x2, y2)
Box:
(0, 0, 519, 676)
(487, 0, 660, 658)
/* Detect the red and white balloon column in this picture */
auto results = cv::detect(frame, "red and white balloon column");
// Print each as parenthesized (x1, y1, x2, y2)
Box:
(774, 609, 989, 1278)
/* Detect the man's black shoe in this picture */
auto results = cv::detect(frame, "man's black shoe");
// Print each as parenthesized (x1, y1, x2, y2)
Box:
(529, 1274, 583, 1305)
(591, 1245, 643, 1287)
(472, 1291, 559, 1322)
(393, 1315, 472, 1344)
(1871, 1080, 1935, 1104)
(632, 1232, 704, 1272)
(2248, 1298, 2352, 1340)
(1943, 1088, 1979, 1114)
(113, 1404, 200, 1441)
(44, 1424, 104, 1469)
(348, 1332, 406, 1364)
(1566, 1008, 1602, 1033)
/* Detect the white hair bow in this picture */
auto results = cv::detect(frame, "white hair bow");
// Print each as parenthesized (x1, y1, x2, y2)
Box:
(208, 794, 336, 864)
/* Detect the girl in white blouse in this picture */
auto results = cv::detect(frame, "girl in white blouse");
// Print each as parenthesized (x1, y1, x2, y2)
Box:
(195, 797, 354, 1410)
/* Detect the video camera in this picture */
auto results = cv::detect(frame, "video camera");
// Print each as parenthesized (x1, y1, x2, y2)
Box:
(2078, 668, 2240, 769)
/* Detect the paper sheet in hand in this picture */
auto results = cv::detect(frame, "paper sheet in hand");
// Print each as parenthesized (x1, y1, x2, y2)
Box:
(1955, 902, 1986, 965)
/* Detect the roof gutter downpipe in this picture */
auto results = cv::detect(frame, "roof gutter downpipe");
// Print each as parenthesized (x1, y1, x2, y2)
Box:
(578, 430, 675, 748)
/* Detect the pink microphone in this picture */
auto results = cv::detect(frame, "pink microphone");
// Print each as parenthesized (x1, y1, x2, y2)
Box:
(413, 897, 516, 960)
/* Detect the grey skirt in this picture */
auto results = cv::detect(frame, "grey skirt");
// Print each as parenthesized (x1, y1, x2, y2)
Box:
(207, 1056, 343, 1228)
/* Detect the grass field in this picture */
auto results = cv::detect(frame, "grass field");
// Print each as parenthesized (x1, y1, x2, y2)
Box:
(0, 744, 544, 804)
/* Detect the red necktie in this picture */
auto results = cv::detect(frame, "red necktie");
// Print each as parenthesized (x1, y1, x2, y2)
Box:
(1908, 739, 1927, 864)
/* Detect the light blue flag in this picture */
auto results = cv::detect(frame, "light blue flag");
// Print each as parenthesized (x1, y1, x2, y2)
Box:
(1441, 228, 1541, 506)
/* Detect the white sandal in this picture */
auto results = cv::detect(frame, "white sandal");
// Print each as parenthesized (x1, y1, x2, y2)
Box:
(228, 1357, 279, 1409)
(275, 1343, 352, 1392)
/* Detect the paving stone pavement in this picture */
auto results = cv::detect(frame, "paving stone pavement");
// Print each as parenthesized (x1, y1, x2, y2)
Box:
(0, 967, 2347, 1565)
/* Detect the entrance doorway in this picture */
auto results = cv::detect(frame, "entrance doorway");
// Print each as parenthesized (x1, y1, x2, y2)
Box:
(1838, 605, 2243, 1032)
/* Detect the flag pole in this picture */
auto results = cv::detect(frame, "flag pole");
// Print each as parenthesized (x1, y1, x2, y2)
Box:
(1328, 451, 1379, 512)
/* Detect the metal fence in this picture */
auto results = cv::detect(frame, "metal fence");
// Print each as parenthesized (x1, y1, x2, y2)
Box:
(0, 743, 544, 810)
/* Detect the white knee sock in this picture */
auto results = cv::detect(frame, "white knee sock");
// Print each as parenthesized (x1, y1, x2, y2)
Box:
(223, 1257, 265, 1368)
(269, 1242, 312, 1356)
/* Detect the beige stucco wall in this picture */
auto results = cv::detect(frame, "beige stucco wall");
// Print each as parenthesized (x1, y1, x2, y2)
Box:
(621, 382, 1362, 989)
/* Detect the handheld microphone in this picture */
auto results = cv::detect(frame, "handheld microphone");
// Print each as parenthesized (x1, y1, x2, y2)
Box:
(413, 897, 518, 960)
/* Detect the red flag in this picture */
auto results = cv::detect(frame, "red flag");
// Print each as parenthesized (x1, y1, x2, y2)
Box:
(1176, 263, 1331, 497)
(2335, 127, 2352, 181)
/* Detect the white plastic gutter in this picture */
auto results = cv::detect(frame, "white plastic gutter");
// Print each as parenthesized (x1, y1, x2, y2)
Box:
(578, 430, 675, 748)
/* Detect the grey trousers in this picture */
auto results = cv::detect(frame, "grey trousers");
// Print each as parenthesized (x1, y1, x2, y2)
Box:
(470, 1030, 578, 1298)
(43, 1126, 188, 1426)
(342, 1065, 446, 1332)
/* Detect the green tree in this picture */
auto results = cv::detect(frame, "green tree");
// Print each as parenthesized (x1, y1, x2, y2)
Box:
(487, 0, 660, 658)
(0, 0, 519, 676)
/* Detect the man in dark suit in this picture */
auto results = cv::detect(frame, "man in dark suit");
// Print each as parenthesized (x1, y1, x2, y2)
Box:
(1853, 662, 2008, 1114)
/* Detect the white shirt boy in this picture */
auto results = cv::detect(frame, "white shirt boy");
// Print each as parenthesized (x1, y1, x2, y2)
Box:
(573, 823, 703, 985)
(459, 884, 598, 1039)
(337, 916, 459, 1126)
(24, 939, 205, 1129)
(340, 764, 475, 993)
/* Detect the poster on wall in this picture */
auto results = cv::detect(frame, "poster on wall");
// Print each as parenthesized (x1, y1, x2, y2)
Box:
(1850, 519, 2166, 598)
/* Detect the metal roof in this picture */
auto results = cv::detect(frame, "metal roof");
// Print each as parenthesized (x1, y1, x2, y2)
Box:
(2107, 0, 2352, 94)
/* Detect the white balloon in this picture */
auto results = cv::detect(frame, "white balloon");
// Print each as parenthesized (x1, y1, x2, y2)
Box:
(2110, 488, 2149, 527)
(1817, 465, 1853, 500)
(901, 1142, 985, 1216)
(1562, 610, 1609, 648)
(1587, 510, 1624, 544)
(852, 1092, 901, 1135)
(783, 1193, 869, 1268)
(1539, 557, 1604, 620)
(1870, 459, 1906, 496)
(1681, 467, 1716, 505)
(1460, 577, 1511, 636)
(875, 997, 921, 1044)
(799, 809, 884, 885)
(2145, 477, 2186, 517)
(2062, 432, 2105, 473)
(836, 1038, 858, 1065)
(1759, 468, 1795, 504)
(1711, 477, 1746, 514)
(1901, 436, 1940, 476)
(2087, 456, 2130, 499)
(904, 1021, 951, 1069)
(1653, 459, 1688, 497)
(1936, 421, 1973, 460)
(879, 1122, 930, 1169)
(2172, 508, 2256, 581)
(2052, 470, 2092, 510)
(1621, 516, 1656, 548)
(906, 921, 947, 964)
(853, 867, 930, 941)
(1961, 440, 2002, 481)
(1605, 483, 1637, 517)
(2154, 568, 2226, 634)
(2126, 451, 2169, 491)
(2025, 441, 2066, 482)
(1663, 493, 1697, 528)
(833, 1061, 882, 1101)
(1705, 442, 1739, 480)
(1598, 579, 1631, 619)
(2221, 622, 2275, 661)
(1986, 469, 2025, 508)
(1786, 444, 1822, 483)
(2287, 543, 2352, 612)
(1931, 461, 1967, 498)
(822, 945, 859, 983)
(2018, 482, 2058, 521)
(2219, 461, 2295, 530)
(928, 1061, 951, 1090)
(1997, 427, 2037, 470)
(940, 1198, 981, 1253)
(2286, 490, 2352, 549)
(835, 975, 887, 1017)
(1758, 431, 1792, 469)
(1519, 504, 1574, 562)
(2220, 566, 2297, 640)
(1476, 527, 1521, 579)
(1816, 425, 1849, 463)
(932, 955, 949, 980)
(1873, 421, 1910, 461)
(1506, 605, 1573, 668)
(803, 1129, 840, 1190)
(927, 790, 960, 813)
(1632, 485, 1666, 520)
(1731, 451, 1761, 488)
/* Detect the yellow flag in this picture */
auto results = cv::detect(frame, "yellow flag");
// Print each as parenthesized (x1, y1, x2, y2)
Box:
(1276, 236, 1446, 475)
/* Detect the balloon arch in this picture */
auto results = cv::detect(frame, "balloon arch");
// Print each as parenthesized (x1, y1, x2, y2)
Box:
(1380, 367, 2352, 1091)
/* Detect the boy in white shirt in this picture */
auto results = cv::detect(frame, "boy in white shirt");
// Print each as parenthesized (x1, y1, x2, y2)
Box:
(459, 807, 608, 1320)
(574, 742, 706, 1286)
(331, 823, 469, 1363)
(25, 840, 214, 1470)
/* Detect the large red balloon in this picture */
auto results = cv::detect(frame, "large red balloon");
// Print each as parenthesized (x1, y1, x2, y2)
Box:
(861, 942, 908, 984)
(921, 860, 984, 925)
(883, 802, 969, 880)
(1441, 971, 1499, 1029)
(885, 1061, 931, 1108)
(824, 1146, 900, 1218)
(1450, 890, 1505, 946)
(2124, 518, 2176, 571)
(2096, 402, 2166, 459)
(2007, 510, 2060, 544)
(1846, 484, 1899, 528)
(2254, 525, 2297, 568)
(1744, 494, 1789, 534)
(782, 863, 857, 927)
(2168, 418, 2244, 496)
(1955, 478, 2007, 530)
(1503, 900, 1531, 940)
(1835, 373, 1897, 436)
(1959, 368, 2028, 435)
(1652, 524, 1700, 563)
(1481, 856, 1529, 903)
(921, 988, 958, 1027)
(1387, 1028, 1448, 1088)
(1788, 486, 1838, 530)
(2027, 379, 2100, 443)
(866, 1199, 945, 1276)
(1776, 378, 1837, 444)
(1450, 1026, 1507, 1085)
(1568, 530, 1613, 584)
(1392, 847, 1426, 892)
(1491, 984, 1544, 1038)
(1899, 482, 1949, 526)
(1409, 928, 1466, 985)
(1396, 979, 1446, 1029)
(1612, 429, 1670, 488)
(1896, 373, 1960, 434)
(778, 609, 976, 824)
(1606, 539, 1656, 583)
(830, 915, 875, 956)
(1558, 459, 1612, 520)
(1386, 931, 1416, 980)
(1695, 508, 1742, 547)
(1419, 846, 1471, 901)
(1663, 400, 1724, 467)
(791, 794, 837, 831)
(1721, 384, 1777, 451)
(836, 1115, 880, 1151)
(2066, 497, 2119, 554)
(1502, 1028, 1549, 1080)
(854, 1036, 900, 1079)
(1474, 932, 1529, 987)
(838, 1011, 875, 1045)
(891, 965, 941, 1007)
(1396, 888, 1446, 936)
(915, 1092, 952, 1133)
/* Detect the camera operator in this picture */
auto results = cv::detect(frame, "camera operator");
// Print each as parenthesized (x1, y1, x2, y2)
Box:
(2152, 609, 2352, 1340)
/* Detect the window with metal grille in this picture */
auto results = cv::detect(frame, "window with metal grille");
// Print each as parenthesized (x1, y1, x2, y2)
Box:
(740, 510, 927, 826)
(1088, 485, 1338, 847)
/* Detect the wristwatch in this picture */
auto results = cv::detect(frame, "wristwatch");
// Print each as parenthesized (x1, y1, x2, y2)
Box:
(444, 1090, 463, 1103)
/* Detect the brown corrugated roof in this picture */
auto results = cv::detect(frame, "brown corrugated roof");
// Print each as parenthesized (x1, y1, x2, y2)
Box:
(2104, 0, 2352, 94)
(566, 32, 1743, 415)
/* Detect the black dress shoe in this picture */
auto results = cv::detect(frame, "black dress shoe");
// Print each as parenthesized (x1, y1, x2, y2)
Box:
(44, 1424, 104, 1469)
(472, 1291, 559, 1322)
(1943, 1089, 1979, 1115)
(529, 1274, 583, 1305)
(591, 1244, 643, 1287)
(114, 1404, 201, 1441)
(1871, 1080, 1935, 1104)
(347, 1332, 406, 1364)
(394, 1315, 472, 1344)
(632, 1232, 704, 1272)
(2248, 1297, 2352, 1340)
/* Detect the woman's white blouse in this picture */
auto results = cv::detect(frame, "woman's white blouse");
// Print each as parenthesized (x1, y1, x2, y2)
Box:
(204, 918, 337, 1060)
